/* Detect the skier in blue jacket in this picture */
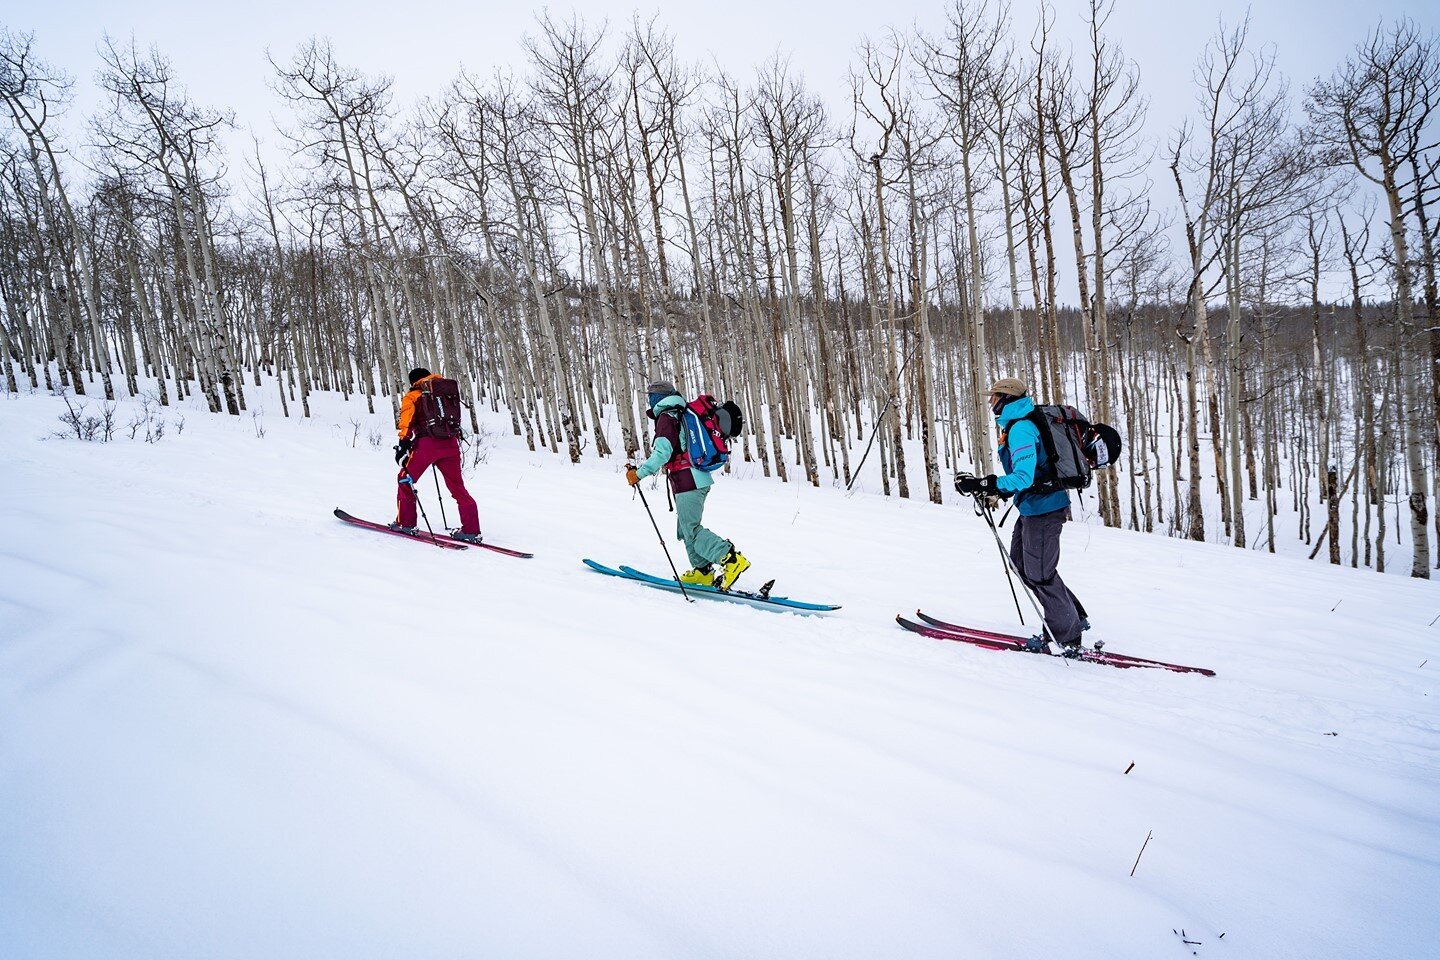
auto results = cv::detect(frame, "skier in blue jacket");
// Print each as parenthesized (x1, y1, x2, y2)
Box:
(955, 377, 1088, 655)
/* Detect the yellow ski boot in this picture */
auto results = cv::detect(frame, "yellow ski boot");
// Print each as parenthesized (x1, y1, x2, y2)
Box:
(679, 566, 715, 586)
(715, 546, 750, 591)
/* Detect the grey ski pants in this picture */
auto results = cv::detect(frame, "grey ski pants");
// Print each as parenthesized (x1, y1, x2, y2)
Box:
(1008, 508, 1085, 646)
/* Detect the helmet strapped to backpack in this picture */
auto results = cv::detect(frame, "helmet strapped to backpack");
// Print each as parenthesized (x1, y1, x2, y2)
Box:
(1085, 422, 1123, 469)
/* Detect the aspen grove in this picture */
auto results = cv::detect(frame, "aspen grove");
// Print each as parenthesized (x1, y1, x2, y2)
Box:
(1, 2, 1437, 577)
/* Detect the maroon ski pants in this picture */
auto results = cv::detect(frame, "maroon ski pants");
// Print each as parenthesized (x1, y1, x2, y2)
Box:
(396, 436, 480, 534)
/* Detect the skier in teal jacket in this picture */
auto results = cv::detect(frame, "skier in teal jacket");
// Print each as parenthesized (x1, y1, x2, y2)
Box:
(956, 377, 1088, 655)
(992, 395, 1071, 516)
(626, 381, 750, 590)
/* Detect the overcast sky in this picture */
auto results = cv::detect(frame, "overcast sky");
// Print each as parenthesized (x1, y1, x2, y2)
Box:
(14, 0, 1437, 149)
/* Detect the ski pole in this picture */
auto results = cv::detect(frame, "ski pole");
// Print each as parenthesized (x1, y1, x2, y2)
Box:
(433, 470, 449, 529)
(846, 340, 922, 492)
(633, 478, 693, 602)
(976, 496, 1055, 645)
(957, 474, 1025, 623)
(847, 392, 900, 492)
(976, 495, 1026, 626)
(399, 452, 442, 547)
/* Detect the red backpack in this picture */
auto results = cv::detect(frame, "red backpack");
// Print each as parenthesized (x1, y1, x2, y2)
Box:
(665, 394, 745, 473)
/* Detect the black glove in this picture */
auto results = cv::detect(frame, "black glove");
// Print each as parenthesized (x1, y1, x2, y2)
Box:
(955, 473, 1002, 497)
(393, 438, 414, 465)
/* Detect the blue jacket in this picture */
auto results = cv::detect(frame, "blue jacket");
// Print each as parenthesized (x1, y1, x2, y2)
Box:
(995, 396, 1070, 517)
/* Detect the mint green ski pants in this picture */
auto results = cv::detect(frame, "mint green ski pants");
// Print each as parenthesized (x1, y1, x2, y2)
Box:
(675, 487, 732, 570)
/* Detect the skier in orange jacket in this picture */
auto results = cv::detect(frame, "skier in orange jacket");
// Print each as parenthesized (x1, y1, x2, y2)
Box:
(391, 368, 481, 542)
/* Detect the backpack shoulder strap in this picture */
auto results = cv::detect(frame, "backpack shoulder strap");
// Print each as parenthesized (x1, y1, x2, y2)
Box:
(658, 408, 690, 471)
(657, 406, 683, 442)
(1024, 408, 1053, 450)
(1023, 408, 1060, 480)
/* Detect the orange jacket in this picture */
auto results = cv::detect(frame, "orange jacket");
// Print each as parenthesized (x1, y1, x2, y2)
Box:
(397, 373, 443, 440)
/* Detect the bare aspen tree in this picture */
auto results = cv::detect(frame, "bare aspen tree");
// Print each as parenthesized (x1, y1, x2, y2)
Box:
(1310, 18, 1438, 577)
(851, 35, 910, 497)
(97, 37, 239, 413)
(1027, 7, 1066, 402)
(754, 58, 826, 486)
(1339, 204, 1381, 563)
(922, 0, 1008, 476)
(984, 40, 1031, 386)
(0, 31, 111, 398)
(529, 15, 636, 462)
(1209, 28, 1318, 548)
(273, 40, 406, 409)
(1404, 137, 1440, 565)
(1301, 211, 1340, 563)
(1171, 20, 1283, 542)
(1077, 0, 1146, 526)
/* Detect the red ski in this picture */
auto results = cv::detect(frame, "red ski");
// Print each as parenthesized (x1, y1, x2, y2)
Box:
(333, 509, 533, 558)
(898, 611, 1215, 677)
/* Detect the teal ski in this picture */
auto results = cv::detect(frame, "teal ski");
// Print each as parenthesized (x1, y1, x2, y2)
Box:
(582, 559, 840, 613)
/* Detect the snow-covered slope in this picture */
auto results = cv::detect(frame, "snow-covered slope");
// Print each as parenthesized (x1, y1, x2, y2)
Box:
(2, 386, 1437, 960)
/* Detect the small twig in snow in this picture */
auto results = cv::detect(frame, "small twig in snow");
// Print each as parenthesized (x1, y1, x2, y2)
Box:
(1130, 830, 1152, 877)
(1174, 928, 1202, 955)
(1124, 762, 1135, 775)
(1330, 599, 1343, 612)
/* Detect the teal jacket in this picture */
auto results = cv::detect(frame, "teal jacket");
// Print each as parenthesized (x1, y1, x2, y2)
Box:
(996, 396, 1069, 517)
(636, 394, 713, 491)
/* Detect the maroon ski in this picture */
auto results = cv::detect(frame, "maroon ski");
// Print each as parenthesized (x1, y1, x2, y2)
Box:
(897, 612, 1215, 677)
(334, 509, 534, 558)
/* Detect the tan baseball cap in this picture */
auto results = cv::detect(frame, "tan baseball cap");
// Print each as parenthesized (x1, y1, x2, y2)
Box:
(987, 377, 1028, 397)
